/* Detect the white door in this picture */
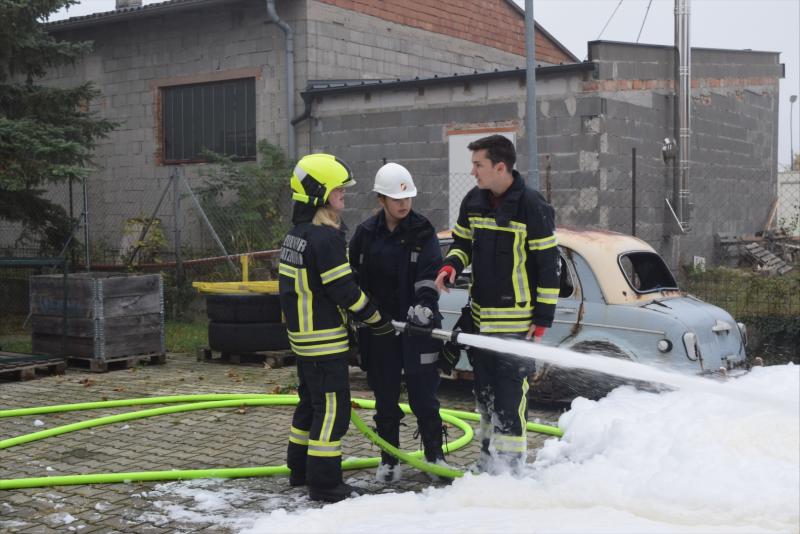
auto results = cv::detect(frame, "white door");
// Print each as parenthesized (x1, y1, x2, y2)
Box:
(447, 131, 516, 229)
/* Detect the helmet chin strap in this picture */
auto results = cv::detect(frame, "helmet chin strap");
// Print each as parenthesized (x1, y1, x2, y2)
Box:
(291, 192, 323, 206)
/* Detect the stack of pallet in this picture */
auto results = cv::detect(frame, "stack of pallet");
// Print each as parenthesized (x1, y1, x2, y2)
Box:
(29, 272, 166, 372)
(742, 242, 793, 275)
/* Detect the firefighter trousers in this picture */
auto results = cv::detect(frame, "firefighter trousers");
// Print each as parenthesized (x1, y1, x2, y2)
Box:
(367, 333, 443, 465)
(286, 356, 351, 489)
(469, 339, 536, 465)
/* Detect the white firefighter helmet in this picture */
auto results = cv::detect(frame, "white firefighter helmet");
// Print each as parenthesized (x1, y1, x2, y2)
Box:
(373, 162, 417, 199)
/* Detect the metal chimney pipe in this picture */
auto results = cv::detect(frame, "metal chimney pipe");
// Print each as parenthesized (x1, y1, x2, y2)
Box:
(674, 0, 691, 231)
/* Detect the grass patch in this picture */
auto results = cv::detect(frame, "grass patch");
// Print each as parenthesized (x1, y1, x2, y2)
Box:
(0, 314, 31, 353)
(0, 334, 32, 353)
(165, 320, 208, 354)
(0, 316, 207, 356)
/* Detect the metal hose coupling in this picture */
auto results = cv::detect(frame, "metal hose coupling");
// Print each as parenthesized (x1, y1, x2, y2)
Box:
(391, 321, 460, 343)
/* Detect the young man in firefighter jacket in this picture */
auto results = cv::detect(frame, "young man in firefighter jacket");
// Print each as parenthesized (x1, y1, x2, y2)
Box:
(349, 162, 446, 483)
(435, 135, 560, 473)
(279, 153, 394, 503)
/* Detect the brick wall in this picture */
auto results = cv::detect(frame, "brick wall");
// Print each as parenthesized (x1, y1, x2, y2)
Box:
(315, 0, 573, 64)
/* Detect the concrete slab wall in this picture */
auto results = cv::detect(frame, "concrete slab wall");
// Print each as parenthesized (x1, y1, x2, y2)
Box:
(309, 42, 781, 266)
(586, 42, 781, 263)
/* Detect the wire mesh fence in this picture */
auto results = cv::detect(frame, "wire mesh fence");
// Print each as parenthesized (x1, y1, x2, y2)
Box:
(1, 157, 798, 361)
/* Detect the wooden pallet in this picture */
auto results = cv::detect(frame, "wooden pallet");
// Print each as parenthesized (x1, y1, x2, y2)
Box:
(743, 242, 793, 275)
(67, 353, 166, 373)
(197, 347, 295, 368)
(0, 351, 66, 381)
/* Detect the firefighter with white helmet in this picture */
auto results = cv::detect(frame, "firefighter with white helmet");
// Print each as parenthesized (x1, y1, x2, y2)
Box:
(350, 162, 448, 483)
(279, 153, 394, 502)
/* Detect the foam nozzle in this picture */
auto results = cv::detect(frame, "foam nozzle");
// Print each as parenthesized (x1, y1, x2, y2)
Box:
(391, 321, 459, 343)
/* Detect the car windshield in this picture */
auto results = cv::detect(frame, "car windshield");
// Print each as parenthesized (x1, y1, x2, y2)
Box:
(618, 252, 678, 293)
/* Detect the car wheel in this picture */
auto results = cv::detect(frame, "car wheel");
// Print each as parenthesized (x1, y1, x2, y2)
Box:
(208, 322, 289, 353)
(205, 294, 282, 323)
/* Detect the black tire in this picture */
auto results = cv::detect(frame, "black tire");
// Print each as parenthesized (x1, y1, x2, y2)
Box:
(205, 294, 282, 323)
(208, 321, 289, 353)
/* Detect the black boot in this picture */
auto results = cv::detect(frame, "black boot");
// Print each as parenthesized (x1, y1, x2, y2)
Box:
(417, 418, 445, 463)
(289, 471, 306, 487)
(375, 418, 401, 472)
(308, 483, 365, 503)
(417, 419, 454, 483)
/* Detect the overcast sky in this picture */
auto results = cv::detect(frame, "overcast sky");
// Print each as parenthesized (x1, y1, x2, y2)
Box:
(51, 0, 800, 168)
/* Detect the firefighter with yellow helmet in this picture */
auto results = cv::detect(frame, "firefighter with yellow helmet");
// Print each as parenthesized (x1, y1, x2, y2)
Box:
(279, 153, 393, 503)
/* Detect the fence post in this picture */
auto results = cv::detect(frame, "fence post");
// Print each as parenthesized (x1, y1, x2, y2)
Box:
(632, 147, 637, 236)
(83, 177, 90, 271)
(180, 168, 239, 276)
(173, 168, 183, 318)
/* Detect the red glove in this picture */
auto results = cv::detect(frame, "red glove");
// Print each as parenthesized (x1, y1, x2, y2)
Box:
(436, 265, 456, 292)
(438, 265, 455, 280)
(527, 325, 547, 342)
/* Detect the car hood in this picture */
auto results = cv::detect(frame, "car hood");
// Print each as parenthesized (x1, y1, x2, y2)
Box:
(641, 296, 746, 372)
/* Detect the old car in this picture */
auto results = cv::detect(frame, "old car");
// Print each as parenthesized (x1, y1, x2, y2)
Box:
(437, 228, 748, 402)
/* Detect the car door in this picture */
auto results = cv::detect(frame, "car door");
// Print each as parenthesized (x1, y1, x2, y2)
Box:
(543, 251, 581, 345)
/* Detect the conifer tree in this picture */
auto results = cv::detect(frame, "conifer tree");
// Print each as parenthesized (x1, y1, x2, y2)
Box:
(0, 0, 115, 253)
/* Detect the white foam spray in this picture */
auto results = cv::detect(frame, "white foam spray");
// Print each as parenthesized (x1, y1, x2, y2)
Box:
(456, 333, 785, 408)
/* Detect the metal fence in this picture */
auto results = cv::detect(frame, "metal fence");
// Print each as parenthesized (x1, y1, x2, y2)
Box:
(1, 159, 798, 361)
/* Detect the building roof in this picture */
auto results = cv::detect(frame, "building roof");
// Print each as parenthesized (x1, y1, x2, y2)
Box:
(44, 0, 232, 31)
(302, 62, 595, 98)
(44, 0, 579, 63)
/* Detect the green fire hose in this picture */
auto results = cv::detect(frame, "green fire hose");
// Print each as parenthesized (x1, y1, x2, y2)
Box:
(0, 394, 562, 490)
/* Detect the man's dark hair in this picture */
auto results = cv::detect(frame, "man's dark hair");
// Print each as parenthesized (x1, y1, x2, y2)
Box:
(467, 134, 516, 171)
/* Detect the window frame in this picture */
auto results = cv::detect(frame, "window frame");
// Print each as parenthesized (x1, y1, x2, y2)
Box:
(617, 251, 679, 294)
(160, 77, 257, 165)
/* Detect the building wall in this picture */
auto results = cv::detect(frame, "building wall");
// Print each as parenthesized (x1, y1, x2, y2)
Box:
(296, 0, 565, 156)
(587, 42, 782, 263)
(38, 0, 571, 255)
(43, 0, 307, 254)
(309, 43, 782, 266)
(308, 71, 589, 232)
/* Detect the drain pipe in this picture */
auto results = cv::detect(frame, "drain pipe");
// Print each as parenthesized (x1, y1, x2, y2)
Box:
(674, 0, 691, 231)
(266, 0, 295, 161)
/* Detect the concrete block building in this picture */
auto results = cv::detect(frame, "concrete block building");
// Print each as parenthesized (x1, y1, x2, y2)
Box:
(308, 41, 782, 264)
(39, 0, 574, 260)
(38, 0, 782, 266)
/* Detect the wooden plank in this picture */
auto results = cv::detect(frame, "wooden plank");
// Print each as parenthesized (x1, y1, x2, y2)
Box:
(32, 334, 94, 358)
(31, 315, 96, 337)
(763, 196, 779, 231)
(30, 274, 163, 318)
(101, 274, 160, 299)
(103, 334, 163, 359)
(29, 293, 95, 318)
(67, 353, 165, 373)
(102, 292, 162, 317)
(0, 354, 66, 381)
(31, 313, 162, 338)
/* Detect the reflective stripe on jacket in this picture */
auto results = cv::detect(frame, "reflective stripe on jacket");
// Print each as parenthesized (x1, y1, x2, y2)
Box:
(444, 171, 560, 333)
(279, 221, 381, 359)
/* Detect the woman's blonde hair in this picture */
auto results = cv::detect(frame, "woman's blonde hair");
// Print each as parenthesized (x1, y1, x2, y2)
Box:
(312, 205, 341, 229)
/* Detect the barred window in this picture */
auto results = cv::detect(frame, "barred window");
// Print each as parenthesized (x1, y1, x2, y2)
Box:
(162, 78, 256, 163)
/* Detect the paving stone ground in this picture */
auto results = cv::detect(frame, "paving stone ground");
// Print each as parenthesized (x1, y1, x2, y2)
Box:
(0, 353, 563, 533)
